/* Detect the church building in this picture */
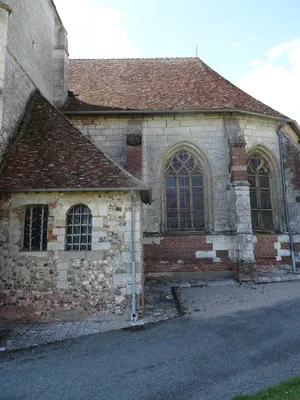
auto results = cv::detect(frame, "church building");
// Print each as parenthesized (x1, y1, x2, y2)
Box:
(0, 1, 299, 322)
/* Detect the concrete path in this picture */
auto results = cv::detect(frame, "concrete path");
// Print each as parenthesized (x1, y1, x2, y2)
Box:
(2, 283, 300, 399)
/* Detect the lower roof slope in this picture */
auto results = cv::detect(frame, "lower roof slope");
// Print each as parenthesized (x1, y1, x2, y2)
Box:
(64, 57, 286, 119)
(0, 91, 150, 200)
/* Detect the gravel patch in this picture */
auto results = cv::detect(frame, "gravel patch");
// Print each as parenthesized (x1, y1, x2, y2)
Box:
(181, 280, 300, 318)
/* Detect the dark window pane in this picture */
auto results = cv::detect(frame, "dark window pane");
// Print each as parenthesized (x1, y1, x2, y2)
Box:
(251, 157, 261, 169)
(260, 190, 272, 209)
(180, 192, 190, 209)
(73, 226, 80, 235)
(166, 176, 176, 187)
(166, 186, 176, 194)
(166, 193, 177, 208)
(248, 175, 255, 187)
(251, 210, 258, 229)
(180, 211, 191, 229)
(185, 157, 195, 171)
(81, 226, 88, 234)
(67, 236, 72, 244)
(178, 152, 188, 162)
(193, 211, 205, 228)
(167, 209, 178, 228)
(192, 175, 203, 187)
(259, 176, 270, 188)
(250, 189, 258, 209)
(172, 156, 181, 171)
(193, 193, 204, 211)
(179, 175, 189, 187)
(262, 211, 273, 229)
(74, 205, 81, 214)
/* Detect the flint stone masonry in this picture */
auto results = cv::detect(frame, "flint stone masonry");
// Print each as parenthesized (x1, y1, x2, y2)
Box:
(0, 191, 143, 321)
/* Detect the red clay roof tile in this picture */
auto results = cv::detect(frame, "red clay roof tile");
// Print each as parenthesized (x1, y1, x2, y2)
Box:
(64, 57, 286, 118)
(0, 91, 149, 197)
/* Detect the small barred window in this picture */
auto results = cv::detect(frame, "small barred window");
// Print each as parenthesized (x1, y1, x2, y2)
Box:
(165, 150, 204, 230)
(248, 154, 273, 230)
(24, 205, 48, 251)
(66, 204, 92, 251)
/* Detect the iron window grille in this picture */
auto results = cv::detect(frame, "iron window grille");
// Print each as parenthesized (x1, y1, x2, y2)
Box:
(66, 204, 92, 251)
(248, 154, 273, 230)
(24, 205, 48, 251)
(165, 150, 204, 230)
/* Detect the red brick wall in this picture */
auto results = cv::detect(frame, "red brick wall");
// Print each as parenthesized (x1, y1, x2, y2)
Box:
(126, 145, 142, 180)
(254, 234, 278, 268)
(144, 235, 234, 273)
(253, 234, 300, 269)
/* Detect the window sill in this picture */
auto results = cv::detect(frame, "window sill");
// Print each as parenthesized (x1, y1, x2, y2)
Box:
(253, 229, 280, 235)
(162, 230, 208, 236)
(19, 251, 49, 257)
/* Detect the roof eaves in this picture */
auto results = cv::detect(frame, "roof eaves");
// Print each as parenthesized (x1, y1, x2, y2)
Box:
(0, 187, 152, 204)
(62, 107, 286, 120)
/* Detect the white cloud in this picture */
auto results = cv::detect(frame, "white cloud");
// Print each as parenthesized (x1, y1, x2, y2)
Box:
(232, 41, 242, 47)
(249, 58, 261, 67)
(55, 0, 138, 58)
(238, 39, 300, 124)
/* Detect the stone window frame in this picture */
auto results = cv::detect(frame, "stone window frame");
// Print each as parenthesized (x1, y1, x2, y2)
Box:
(23, 204, 49, 251)
(247, 145, 285, 232)
(65, 204, 92, 251)
(159, 141, 214, 233)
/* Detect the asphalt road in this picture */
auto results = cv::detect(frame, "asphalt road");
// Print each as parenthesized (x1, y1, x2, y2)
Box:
(2, 294, 300, 399)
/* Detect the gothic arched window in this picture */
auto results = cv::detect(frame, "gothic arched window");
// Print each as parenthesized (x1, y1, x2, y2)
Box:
(66, 204, 92, 250)
(165, 150, 204, 230)
(248, 154, 273, 230)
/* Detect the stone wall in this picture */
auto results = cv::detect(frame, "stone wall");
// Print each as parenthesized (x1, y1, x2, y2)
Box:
(69, 113, 300, 278)
(70, 114, 231, 233)
(0, 0, 67, 160)
(0, 191, 143, 321)
(282, 133, 300, 233)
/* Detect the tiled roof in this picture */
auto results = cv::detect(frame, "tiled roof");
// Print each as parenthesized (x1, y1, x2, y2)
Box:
(0, 91, 150, 200)
(64, 57, 286, 118)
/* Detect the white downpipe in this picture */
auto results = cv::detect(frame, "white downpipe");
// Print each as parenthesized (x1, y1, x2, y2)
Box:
(131, 190, 138, 321)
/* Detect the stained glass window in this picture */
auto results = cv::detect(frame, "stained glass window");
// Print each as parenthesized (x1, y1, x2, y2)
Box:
(165, 151, 204, 229)
(248, 154, 273, 230)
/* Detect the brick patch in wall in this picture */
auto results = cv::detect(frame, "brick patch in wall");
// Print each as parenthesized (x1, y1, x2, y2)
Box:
(126, 144, 142, 180)
(144, 235, 234, 274)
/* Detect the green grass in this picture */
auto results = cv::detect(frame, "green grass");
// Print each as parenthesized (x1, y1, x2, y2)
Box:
(233, 377, 300, 399)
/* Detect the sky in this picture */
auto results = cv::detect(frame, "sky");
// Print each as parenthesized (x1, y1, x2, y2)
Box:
(56, 0, 300, 123)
